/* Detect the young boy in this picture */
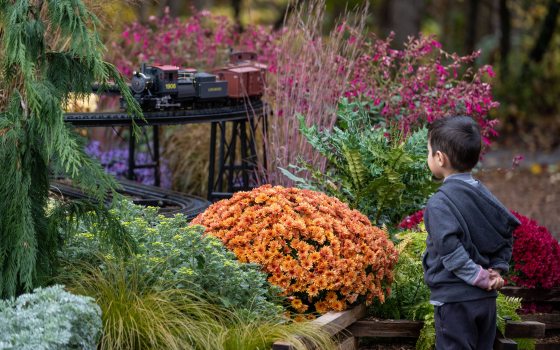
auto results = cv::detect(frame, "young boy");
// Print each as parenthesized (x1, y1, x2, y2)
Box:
(423, 116, 521, 349)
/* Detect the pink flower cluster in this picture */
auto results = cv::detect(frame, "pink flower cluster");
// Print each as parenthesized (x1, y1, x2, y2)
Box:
(104, 11, 502, 168)
(345, 32, 499, 145)
(108, 8, 279, 77)
(398, 209, 560, 289)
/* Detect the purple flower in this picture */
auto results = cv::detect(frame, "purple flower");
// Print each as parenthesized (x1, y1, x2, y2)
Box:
(85, 141, 172, 189)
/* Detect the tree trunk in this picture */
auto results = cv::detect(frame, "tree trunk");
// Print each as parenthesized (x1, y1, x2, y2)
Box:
(466, 0, 480, 54)
(136, 1, 150, 23)
(386, 0, 425, 48)
(232, 0, 243, 32)
(521, 0, 560, 80)
(273, 1, 296, 30)
(528, 0, 560, 63)
(499, 0, 511, 78)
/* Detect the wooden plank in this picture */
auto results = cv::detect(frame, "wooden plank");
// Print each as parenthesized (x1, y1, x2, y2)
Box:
(313, 304, 367, 337)
(272, 341, 296, 350)
(347, 319, 423, 338)
(337, 335, 357, 350)
(521, 313, 560, 330)
(494, 330, 517, 350)
(272, 304, 366, 349)
(505, 321, 546, 338)
(535, 344, 560, 350)
(347, 319, 546, 339)
(501, 287, 560, 302)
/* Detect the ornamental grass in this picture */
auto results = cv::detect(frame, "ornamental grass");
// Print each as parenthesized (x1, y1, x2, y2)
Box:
(192, 185, 398, 314)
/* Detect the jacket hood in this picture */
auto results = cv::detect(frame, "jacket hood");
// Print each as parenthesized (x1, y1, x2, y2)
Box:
(438, 179, 521, 250)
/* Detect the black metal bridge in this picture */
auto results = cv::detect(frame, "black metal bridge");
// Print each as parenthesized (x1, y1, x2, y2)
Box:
(64, 101, 267, 202)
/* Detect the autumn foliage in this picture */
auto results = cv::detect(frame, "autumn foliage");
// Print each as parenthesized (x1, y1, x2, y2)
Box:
(192, 185, 398, 314)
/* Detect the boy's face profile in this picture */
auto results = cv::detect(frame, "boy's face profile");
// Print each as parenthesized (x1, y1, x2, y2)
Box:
(427, 140, 446, 180)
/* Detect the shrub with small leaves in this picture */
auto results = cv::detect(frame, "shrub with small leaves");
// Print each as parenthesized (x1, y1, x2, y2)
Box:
(0, 285, 101, 350)
(61, 199, 282, 319)
(192, 185, 399, 314)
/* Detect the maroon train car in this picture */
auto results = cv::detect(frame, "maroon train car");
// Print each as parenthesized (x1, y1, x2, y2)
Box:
(213, 51, 267, 99)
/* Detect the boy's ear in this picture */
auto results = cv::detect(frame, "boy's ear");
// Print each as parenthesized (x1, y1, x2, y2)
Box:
(435, 150, 446, 167)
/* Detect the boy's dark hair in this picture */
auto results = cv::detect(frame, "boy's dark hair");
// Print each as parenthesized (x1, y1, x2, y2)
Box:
(428, 116, 481, 172)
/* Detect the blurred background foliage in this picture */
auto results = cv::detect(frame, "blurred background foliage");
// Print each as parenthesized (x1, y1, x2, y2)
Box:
(93, 0, 559, 148)
(83, 0, 559, 197)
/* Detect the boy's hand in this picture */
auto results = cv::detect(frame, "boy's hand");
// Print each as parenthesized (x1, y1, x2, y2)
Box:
(487, 269, 504, 291)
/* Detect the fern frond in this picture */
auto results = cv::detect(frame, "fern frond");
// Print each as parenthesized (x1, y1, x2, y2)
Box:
(341, 143, 367, 191)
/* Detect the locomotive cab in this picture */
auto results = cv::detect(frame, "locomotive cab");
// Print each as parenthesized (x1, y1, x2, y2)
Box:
(152, 65, 179, 94)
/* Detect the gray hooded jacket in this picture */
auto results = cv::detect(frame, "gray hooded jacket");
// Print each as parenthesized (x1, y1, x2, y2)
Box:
(422, 177, 521, 303)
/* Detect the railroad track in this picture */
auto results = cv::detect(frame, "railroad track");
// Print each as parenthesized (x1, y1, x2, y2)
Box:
(50, 179, 210, 219)
(64, 100, 265, 126)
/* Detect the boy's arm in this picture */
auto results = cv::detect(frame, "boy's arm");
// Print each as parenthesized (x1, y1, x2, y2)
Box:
(489, 246, 512, 273)
(425, 203, 491, 289)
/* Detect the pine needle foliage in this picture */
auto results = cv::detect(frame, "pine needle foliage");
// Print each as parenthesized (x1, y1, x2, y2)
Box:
(0, 0, 142, 297)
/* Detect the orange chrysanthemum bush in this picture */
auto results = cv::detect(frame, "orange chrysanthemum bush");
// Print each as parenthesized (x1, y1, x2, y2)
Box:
(191, 185, 398, 314)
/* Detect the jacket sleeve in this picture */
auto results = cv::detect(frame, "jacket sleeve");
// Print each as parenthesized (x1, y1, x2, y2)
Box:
(489, 236, 513, 273)
(425, 201, 491, 289)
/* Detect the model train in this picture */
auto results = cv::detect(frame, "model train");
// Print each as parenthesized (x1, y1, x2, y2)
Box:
(128, 52, 266, 110)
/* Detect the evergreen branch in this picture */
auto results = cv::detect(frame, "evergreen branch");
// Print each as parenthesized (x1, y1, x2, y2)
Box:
(0, 0, 141, 297)
(103, 62, 144, 137)
(0, 118, 49, 297)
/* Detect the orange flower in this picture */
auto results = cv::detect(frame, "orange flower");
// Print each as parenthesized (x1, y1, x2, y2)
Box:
(325, 291, 338, 303)
(331, 300, 345, 311)
(307, 284, 320, 297)
(291, 298, 308, 313)
(191, 185, 398, 315)
(314, 301, 329, 314)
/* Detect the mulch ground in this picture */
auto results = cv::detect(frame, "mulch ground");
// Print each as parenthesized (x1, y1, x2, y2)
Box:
(357, 329, 560, 349)
(476, 167, 560, 239)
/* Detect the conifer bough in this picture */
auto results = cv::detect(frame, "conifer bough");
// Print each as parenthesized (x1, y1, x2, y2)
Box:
(0, 0, 142, 297)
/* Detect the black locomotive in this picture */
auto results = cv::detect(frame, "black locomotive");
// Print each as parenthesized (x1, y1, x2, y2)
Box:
(129, 52, 265, 110)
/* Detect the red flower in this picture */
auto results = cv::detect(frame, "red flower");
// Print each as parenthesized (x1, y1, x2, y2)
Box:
(509, 211, 560, 289)
(398, 209, 425, 230)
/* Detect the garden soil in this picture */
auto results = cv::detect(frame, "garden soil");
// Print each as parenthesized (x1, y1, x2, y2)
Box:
(477, 147, 560, 240)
